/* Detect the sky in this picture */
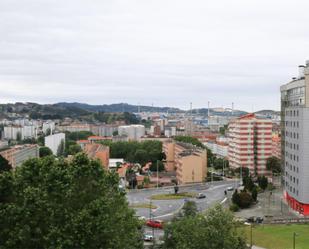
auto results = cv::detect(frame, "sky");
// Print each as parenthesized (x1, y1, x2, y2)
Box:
(1, 0, 309, 112)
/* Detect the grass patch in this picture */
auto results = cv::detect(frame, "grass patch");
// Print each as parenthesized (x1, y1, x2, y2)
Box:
(241, 224, 309, 249)
(129, 203, 157, 209)
(150, 192, 197, 200)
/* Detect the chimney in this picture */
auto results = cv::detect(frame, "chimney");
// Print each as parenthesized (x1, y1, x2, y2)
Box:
(298, 65, 305, 79)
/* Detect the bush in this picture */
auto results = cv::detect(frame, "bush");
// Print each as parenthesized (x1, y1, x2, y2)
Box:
(238, 191, 253, 208)
(229, 204, 240, 212)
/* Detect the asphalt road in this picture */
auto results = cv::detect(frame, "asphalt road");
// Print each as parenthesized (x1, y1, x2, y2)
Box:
(127, 180, 237, 221)
(127, 180, 238, 243)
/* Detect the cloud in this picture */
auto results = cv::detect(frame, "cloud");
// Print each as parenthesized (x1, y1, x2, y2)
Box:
(0, 0, 309, 111)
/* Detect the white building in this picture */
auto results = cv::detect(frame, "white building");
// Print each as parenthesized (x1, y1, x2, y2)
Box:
(3, 125, 37, 140)
(204, 141, 228, 158)
(109, 158, 124, 169)
(44, 133, 66, 155)
(118, 125, 145, 140)
(281, 61, 309, 215)
(42, 121, 55, 134)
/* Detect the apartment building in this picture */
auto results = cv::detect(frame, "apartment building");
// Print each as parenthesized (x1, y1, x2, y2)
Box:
(281, 61, 309, 215)
(163, 141, 207, 184)
(118, 125, 145, 140)
(228, 113, 272, 176)
(0, 144, 39, 169)
(83, 143, 110, 169)
(45, 133, 66, 155)
(3, 125, 37, 140)
(272, 134, 281, 159)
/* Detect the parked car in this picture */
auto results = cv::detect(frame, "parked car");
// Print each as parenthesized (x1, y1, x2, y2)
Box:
(246, 216, 255, 223)
(143, 234, 154, 242)
(196, 193, 206, 199)
(227, 186, 234, 191)
(146, 220, 164, 229)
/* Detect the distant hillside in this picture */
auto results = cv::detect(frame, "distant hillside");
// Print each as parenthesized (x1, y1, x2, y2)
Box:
(0, 102, 139, 124)
(55, 102, 183, 113)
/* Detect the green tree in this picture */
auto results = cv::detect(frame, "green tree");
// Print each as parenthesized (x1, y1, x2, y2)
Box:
(243, 176, 255, 191)
(149, 161, 165, 172)
(163, 205, 246, 249)
(232, 190, 241, 207)
(67, 144, 82, 155)
(0, 153, 143, 249)
(258, 176, 268, 190)
(57, 139, 66, 157)
(251, 187, 258, 202)
(66, 131, 93, 141)
(266, 156, 281, 173)
(39, 146, 53, 157)
(181, 201, 198, 217)
(238, 191, 253, 208)
(134, 149, 149, 166)
(0, 155, 12, 173)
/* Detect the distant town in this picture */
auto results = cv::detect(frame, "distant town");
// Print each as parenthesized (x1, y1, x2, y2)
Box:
(1, 61, 309, 249)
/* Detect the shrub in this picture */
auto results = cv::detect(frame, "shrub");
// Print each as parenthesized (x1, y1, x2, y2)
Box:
(229, 204, 240, 212)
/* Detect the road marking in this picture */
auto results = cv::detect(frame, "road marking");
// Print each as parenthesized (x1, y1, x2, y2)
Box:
(220, 197, 227, 204)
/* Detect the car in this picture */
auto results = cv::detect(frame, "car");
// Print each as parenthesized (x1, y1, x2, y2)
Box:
(256, 217, 264, 224)
(146, 220, 164, 229)
(196, 193, 206, 199)
(227, 186, 234, 191)
(246, 216, 255, 223)
(143, 234, 154, 242)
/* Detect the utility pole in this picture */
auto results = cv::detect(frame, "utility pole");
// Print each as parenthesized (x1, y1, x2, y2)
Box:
(156, 160, 159, 189)
(293, 232, 299, 249)
(250, 224, 253, 249)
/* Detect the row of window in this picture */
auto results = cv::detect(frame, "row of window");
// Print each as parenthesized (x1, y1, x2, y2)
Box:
(285, 131, 300, 139)
(285, 172, 299, 185)
(285, 151, 299, 162)
(285, 181, 299, 196)
(286, 161, 299, 173)
(285, 120, 299, 128)
(285, 109, 300, 117)
(286, 141, 300, 151)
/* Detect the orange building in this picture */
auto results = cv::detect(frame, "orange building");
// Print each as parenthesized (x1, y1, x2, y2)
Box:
(163, 141, 207, 184)
(83, 144, 110, 169)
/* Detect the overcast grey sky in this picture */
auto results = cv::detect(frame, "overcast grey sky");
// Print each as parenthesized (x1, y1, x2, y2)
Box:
(1, 0, 309, 111)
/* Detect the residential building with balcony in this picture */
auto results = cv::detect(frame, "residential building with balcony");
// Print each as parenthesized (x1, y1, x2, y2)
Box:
(228, 113, 272, 176)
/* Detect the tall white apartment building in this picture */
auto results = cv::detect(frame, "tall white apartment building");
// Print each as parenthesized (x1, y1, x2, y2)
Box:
(228, 114, 273, 176)
(44, 133, 66, 155)
(118, 125, 145, 140)
(3, 125, 37, 140)
(281, 61, 309, 215)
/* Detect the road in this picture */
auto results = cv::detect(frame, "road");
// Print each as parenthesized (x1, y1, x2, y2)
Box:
(127, 180, 237, 220)
(127, 180, 238, 242)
